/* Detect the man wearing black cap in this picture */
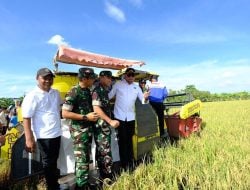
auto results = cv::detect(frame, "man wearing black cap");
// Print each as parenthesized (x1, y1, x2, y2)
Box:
(62, 67, 99, 189)
(92, 70, 120, 180)
(22, 68, 62, 190)
(108, 67, 149, 170)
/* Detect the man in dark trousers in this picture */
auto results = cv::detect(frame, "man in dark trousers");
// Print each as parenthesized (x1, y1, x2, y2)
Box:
(92, 70, 120, 180)
(148, 75, 168, 138)
(108, 68, 149, 170)
(22, 68, 62, 190)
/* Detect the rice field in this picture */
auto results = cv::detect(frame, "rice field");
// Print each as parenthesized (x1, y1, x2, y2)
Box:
(1, 100, 250, 189)
(105, 100, 250, 190)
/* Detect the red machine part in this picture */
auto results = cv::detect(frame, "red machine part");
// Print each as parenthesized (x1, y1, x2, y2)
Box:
(165, 112, 202, 138)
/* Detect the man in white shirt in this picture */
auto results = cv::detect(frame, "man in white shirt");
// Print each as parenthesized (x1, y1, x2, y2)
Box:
(108, 68, 149, 170)
(22, 68, 62, 190)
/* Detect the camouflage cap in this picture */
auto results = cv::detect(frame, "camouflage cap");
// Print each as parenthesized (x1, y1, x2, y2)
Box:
(78, 67, 97, 79)
(99, 70, 112, 78)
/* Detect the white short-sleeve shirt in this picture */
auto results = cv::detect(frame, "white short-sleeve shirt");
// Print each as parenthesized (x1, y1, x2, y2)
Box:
(108, 79, 145, 121)
(22, 86, 62, 139)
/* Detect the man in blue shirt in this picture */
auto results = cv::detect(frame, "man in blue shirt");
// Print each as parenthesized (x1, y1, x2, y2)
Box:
(148, 75, 168, 138)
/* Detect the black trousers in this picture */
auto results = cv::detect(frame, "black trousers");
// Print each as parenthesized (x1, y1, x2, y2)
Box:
(116, 119, 135, 169)
(150, 101, 165, 137)
(37, 136, 61, 190)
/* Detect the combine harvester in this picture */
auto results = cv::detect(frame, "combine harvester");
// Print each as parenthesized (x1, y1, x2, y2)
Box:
(164, 93, 202, 140)
(2, 46, 202, 188)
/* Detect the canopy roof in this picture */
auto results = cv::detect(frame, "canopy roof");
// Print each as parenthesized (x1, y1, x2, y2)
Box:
(54, 46, 145, 70)
(115, 68, 159, 82)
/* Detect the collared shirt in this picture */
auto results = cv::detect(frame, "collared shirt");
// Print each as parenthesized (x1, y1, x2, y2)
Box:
(148, 81, 168, 103)
(22, 86, 62, 139)
(108, 79, 145, 121)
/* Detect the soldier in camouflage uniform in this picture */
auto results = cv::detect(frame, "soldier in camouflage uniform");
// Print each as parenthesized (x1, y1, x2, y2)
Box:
(92, 70, 120, 180)
(62, 67, 99, 189)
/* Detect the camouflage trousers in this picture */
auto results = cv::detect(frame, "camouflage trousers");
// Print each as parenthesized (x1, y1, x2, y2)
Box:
(93, 119, 112, 178)
(70, 126, 91, 187)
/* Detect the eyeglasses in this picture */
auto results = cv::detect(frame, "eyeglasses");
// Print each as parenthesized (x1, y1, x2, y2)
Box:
(126, 73, 135, 77)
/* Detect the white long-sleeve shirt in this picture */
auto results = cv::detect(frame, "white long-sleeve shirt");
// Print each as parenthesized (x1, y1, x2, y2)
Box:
(108, 79, 146, 121)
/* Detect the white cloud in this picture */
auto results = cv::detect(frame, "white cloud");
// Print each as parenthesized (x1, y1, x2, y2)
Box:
(0, 72, 35, 98)
(105, 2, 126, 23)
(122, 13, 246, 45)
(221, 71, 236, 78)
(129, 0, 143, 8)
(143, 59, 250, 93)
(142, 28, 228, 44)
(9, 85, 17, 92)
(47, 35, 69, 46)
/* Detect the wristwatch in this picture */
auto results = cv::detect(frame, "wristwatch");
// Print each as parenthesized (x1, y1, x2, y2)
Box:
(82, 115, 88, 121)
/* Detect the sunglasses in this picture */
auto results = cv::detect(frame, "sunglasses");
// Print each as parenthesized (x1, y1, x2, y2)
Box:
(126, 73, 135, 77)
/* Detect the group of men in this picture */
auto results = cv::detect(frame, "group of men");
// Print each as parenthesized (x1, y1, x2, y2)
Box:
(21, 67, 167, 190)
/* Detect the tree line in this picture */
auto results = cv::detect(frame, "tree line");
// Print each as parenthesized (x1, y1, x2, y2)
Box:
(168, 85, 250, 102)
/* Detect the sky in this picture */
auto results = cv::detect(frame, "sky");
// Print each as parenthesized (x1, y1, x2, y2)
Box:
(0, 0, 250, 98)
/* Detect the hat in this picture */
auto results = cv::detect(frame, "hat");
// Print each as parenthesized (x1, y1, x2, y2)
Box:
(150, 75, 158, 80)
(99, 70, 112, 78)
(139, 79, 146, 84)
(78, 67, 97, 79)
(37, 68, 54, 78)
(125, 67, 135, 74)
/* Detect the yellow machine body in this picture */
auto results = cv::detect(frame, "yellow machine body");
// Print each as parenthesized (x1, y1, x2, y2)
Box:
(52, 72, 78, 100)
(180, 99, 202, 119)
(0, 128, 20, 160)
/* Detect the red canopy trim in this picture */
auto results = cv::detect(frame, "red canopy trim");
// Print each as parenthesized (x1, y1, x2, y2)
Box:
(54, 46, 145, 70)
